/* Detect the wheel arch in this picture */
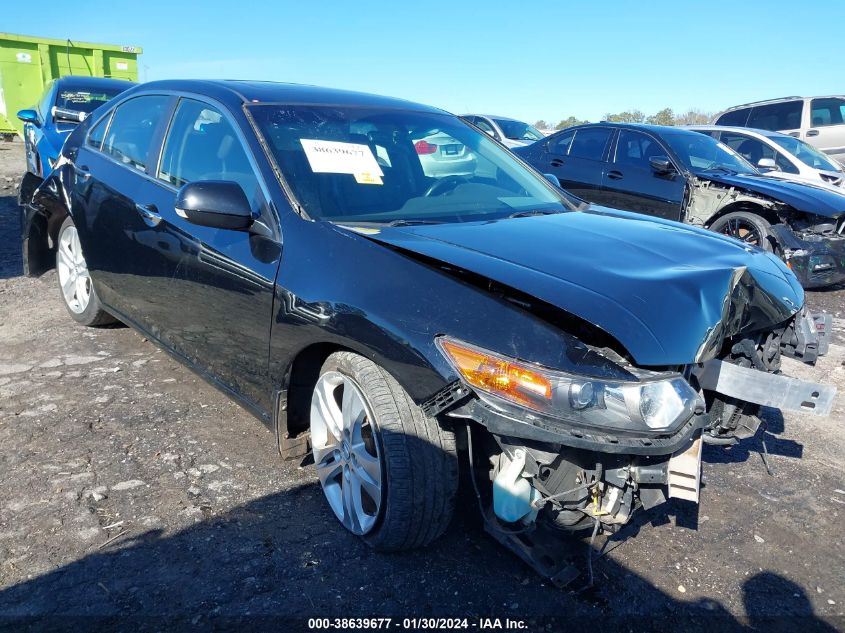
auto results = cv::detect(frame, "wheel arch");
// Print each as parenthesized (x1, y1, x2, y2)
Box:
(704, 200, 781, 229)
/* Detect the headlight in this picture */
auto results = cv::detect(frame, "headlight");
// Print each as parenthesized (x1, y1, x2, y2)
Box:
(437, 337, 700, 433)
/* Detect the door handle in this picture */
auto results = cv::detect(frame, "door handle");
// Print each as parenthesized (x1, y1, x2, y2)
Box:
(606, 170, 623, 180)
(550, 158, 565, 167)
(76, 165, 91, 180)
(788, 132, 800, 137)
(136, 203, 162, 226)
(806, 129, 819, 137)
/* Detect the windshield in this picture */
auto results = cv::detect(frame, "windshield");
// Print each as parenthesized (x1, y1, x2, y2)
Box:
(770, 135, 842, 172)
(492, 118, 545, 142)
(661, 131, 757, 175)
(56, 86, 126, 115)
(249, 105, 575, 224)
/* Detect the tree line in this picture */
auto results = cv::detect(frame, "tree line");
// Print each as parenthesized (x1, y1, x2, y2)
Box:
(533, 108, 713, 131)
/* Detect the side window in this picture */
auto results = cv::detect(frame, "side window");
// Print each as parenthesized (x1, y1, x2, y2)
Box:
(474, 118, 498, 139)
(568, 128, 612, 161)
(614, 130, 665, 167)
(774, 151, 799, 174)
(715, 108, 750, 127)
(810, 98, 845, 128)
(720, 133, 775, 165)
(87, 113, 111, 150)
(747, 101, 802, 131)
(158, 99, 258, 198)
(548, 129, 575, 156)
(103, 96, 169, 171)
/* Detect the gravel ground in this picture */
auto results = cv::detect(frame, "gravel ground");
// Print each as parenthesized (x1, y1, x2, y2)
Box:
(0, 142, 843, 631)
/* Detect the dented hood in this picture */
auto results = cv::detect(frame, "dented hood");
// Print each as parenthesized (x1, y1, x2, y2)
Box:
(699, 172, 845, 218)
(357, 208, 804, 366)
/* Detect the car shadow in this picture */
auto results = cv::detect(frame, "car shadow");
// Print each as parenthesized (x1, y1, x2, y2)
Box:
(0, 472, 836, 631)
(0, 194, 23, 279)
(703, 407, 803, 467)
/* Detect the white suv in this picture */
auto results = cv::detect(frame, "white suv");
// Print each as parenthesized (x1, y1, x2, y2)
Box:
(713, 96, 845, 163)
(688, 125, 845, 189)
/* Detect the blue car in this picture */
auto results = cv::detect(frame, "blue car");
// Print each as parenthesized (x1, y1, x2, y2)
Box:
(16, 76, 134, 201)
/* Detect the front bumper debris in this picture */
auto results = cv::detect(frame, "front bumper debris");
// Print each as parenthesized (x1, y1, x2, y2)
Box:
(770, 224, 845, 288)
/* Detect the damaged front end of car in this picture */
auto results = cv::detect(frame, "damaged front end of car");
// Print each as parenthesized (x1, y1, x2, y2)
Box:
(685, 176, 845, 288)
(420, 257, 835, 586)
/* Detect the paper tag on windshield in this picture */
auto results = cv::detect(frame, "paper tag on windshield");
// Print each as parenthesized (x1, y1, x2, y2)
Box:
(300, 139, 384, 177)
(354, 172, 383, 185)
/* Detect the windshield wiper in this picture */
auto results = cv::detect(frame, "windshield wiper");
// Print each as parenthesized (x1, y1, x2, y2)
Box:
(383, 219, 444, 227)
(701, 165, 738, 175)
(506, 209, 563, 219)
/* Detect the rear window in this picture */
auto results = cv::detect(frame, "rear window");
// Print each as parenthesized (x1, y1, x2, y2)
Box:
(56, 85, 127, 115)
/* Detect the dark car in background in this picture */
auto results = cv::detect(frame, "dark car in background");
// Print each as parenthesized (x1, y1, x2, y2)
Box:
(514, 123, 845, 288)
(21, 81, 835, 584)
(16, 75, 135, 201)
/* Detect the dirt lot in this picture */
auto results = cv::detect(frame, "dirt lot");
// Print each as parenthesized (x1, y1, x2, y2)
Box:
(0, 142, 843, 630)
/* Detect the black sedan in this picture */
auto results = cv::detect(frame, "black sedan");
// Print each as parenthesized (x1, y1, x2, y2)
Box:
(22, 81, 835, 583)
(513, 123, 845, 288)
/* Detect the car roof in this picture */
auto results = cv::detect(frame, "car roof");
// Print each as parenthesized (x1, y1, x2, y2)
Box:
(573, 122, 698, 137)
(686, 125, 797, 142)
(719, 95, 845, 111)
(132, 79, 446, 114)
(56, 75, 136, 90)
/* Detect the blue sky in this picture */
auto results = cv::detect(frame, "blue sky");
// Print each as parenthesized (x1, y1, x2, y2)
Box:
(5, 1, 840, 124)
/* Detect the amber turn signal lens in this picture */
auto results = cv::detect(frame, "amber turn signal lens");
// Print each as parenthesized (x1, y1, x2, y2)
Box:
(439, 339, 552, 405)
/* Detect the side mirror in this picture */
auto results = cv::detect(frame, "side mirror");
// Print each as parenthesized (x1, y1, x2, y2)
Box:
(757, 158, 780, 172)
(17, 109, 39, 126)
(649, 156, 674, 173)
(175, 180, 253, 230)
(52, 106, 87, 124)
(543, 173, 561, 187)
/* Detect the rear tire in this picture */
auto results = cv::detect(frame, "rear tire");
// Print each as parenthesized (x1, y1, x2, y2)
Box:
(709, 211, 772, 251)
(56, 217, 115, 327)
(309, 351, 458, 551)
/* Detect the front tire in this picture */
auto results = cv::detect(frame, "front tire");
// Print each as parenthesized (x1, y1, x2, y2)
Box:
(56, 217, 115, 327)
(309, 351, 458, 551)
(709, 211, 772, 251)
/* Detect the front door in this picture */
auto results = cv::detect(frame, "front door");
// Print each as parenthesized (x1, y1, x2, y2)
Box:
(130, 97, 282, 413)
(602, 129, 685, 221)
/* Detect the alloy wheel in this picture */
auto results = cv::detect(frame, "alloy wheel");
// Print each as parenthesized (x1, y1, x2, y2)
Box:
(720, 217, 764, 247)
(56, 225, 92, 314)
(310, 371, 384, 535)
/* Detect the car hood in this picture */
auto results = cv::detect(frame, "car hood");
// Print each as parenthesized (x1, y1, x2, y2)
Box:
(353, 208, 804, 366)
(696, 171, 845, 218)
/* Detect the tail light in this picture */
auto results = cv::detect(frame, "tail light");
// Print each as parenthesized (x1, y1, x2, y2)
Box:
(415, 140, 438, 155)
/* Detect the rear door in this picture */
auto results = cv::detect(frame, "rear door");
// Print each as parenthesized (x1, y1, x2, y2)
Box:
(536, 127, 611, 202)
(132, 96, 282, 412)
(808, 97, 845, 159)
(69, 94, 172, 318)
(602, 129, 685, 220)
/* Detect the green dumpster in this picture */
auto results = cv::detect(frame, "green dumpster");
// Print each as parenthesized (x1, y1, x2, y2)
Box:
(0, 32, 142, 138)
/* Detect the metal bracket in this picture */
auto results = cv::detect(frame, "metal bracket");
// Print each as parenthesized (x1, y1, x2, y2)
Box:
(694, 359, 836, 417)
